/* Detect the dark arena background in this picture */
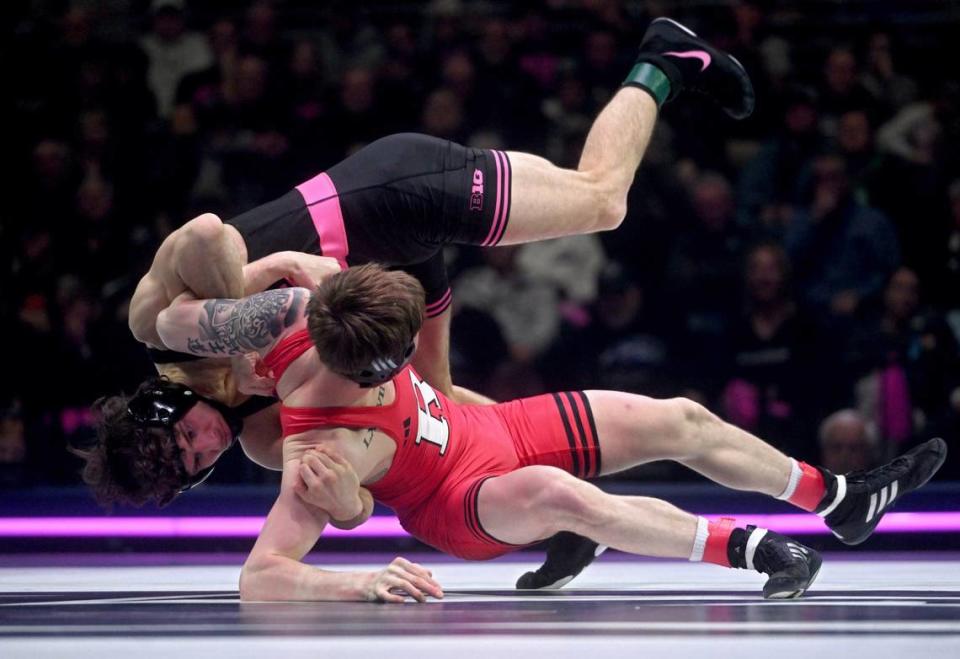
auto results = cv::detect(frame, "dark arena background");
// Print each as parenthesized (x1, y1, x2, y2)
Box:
(2, 0, 960, 657)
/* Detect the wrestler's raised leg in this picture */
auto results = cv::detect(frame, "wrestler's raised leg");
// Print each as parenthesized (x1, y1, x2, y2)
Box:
(500, 17, 755, 244)
(500, 88, 656, 243)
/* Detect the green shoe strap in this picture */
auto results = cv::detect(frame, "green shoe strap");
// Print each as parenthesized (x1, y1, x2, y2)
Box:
(622, 62, 671, 106)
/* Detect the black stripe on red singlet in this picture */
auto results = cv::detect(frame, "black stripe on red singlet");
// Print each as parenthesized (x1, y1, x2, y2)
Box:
(464, 478, 487, 543)
(472, 476, 506, 544)
(552, 393, 582, 478)
(575, 391, 602, 477)
(563, 391, 592, 479)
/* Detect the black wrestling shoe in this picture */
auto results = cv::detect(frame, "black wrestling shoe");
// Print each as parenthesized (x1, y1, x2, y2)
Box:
(515, 532, 607, 589)
(631, 17, 755, 119)
(818, 438, 948, 546)
(747, 527, 821, 599)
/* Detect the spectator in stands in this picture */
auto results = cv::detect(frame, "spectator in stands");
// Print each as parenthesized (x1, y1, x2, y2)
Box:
(176, 18, 240, 117)
(454, 246, 561, 366)
(818, 46, 875, 138)
(420, 88, 468, 143)
(667, 172, 744, 398)
(847, 267, 960, 450)
(872, 96, 951, 285)
(139, 0, 213, 119)
(315, 2, 384, 85)
(860, 31, 918, 121)
(330, 66, 382, 154)
(721, 242, 823, 459)
(818, 409, 878, 474)
(835, 109, 880, 195)
(785, 152, 900, 322)
(542, 68, 593, 167)
(737, 85, 824, 237)
(544, 262, 672, 397)
(241, 1, 289, 72)
(206, 54, 292, 206)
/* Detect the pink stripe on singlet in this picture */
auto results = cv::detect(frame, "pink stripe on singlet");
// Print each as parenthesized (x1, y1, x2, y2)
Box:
(425, 288, 453, 318)
(295, 172, 349, 269)
(482, 150, 511, 246)
(491, 151, 512, 245)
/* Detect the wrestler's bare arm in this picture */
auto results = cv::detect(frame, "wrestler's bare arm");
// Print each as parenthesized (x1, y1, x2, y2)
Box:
(129, 214, 248, 347)
(155, 287, 310, 358)
(242, 252, 342, 295)
(239, 438, 443, 602)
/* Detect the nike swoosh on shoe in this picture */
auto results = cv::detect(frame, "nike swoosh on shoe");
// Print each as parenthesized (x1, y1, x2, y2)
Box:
(663, 50, 712, 71)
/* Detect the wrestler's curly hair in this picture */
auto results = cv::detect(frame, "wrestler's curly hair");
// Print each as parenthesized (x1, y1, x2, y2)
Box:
(307, 263, 425, 377)
(71, 378, 186, 508)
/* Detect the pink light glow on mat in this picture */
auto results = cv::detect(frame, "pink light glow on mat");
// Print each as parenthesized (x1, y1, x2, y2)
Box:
(0, 512, 957, 538)
(0, 516, 404, 538)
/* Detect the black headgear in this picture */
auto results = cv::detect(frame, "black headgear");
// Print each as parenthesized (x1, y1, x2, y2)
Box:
(345, 341, 416, 387)
(127, 379, 243, 492)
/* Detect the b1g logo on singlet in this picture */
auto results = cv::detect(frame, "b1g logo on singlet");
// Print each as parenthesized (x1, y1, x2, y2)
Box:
(469, 169, 484, 212)
(409, 370, 450, 455)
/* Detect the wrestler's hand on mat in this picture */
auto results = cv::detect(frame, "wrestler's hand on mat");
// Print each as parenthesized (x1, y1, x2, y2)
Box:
(231, 353, 276, 397)
(295, 448, 363, 521)
(279, 252, 341, 289)
(364, 557, 444, 603)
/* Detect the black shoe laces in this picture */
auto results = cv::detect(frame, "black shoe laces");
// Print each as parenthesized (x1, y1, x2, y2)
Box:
(753, 537, 805, 576)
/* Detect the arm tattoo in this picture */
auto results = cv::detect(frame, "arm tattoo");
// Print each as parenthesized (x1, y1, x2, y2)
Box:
(362, 386, 387, 449)
(185, 289, 306, 355)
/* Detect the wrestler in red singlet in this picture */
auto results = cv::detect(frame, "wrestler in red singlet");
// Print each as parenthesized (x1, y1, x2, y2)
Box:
(263, 329, 601, 560)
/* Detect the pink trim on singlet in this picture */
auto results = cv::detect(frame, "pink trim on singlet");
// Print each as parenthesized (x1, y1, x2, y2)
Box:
(425, 288, 453, 318)
(295, 172, 350, 269)
(482, 150, 511, 246)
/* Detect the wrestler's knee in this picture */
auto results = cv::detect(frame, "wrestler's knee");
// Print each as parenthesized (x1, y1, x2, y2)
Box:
(581, 175, 627, 231)
(671, 397, 721, 458)
(596, 193, 627, 231)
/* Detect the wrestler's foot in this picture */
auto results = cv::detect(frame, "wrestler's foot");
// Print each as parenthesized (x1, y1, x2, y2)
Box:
(625, 17, 755, 119)
(747, 527, 822, 599)
(515, 531, 607, 589)
(818, 438, 947, 545)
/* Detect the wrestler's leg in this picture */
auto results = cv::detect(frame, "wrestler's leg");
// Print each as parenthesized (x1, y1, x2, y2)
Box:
(482, 466, 696, 556)
(498, 16, 757, 244)
(478, 466, 820, 598)
(500, 88, 656, 243)
(584, 391, 793, 497)
(130, 214, 248, 346)
(580, 391, 947, 546)
(172, 214, 249, 299)
(412, 308, 453, 396)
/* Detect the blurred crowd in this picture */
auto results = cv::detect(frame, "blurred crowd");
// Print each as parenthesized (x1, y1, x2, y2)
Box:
(4, 0, 960, 490)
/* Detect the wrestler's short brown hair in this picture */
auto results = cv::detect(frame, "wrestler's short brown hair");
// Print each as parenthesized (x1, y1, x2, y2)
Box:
(307, 264, 425, 378)
(71, 381, 186, 508)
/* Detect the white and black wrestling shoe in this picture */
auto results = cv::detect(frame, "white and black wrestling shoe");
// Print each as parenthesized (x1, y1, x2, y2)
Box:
(817, 438, 948, 545)
(516, 531, 608, 590)
(744, 527, 822, 600)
